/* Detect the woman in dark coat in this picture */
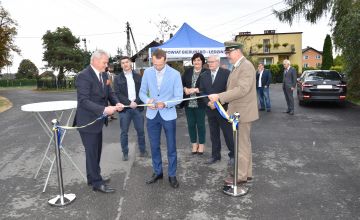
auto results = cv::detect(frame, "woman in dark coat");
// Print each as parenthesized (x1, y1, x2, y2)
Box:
(182, 53, 207, 154)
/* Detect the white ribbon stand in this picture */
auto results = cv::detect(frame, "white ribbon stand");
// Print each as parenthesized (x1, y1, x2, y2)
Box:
(21, 101, 86, 192)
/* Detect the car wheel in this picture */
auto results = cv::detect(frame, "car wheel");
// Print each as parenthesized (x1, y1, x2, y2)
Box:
(298, 99, 304, 106)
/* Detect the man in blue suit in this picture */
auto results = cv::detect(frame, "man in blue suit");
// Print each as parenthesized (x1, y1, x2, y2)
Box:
(256, 63, 272, 112)
(139, 49, 183, 188)
(74, 50, 124, 193)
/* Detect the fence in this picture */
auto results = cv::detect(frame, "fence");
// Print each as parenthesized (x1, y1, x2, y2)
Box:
(37, 79, 75, 89)
(0, 79, 37, 87)
(0, 78, 75, 89)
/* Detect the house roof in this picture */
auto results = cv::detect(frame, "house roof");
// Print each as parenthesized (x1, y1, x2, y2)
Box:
(302, 46, 322, 54)
(131, 40, 161, 61)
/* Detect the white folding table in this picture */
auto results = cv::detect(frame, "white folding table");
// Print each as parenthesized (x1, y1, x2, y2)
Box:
(21, 101, 86, 192)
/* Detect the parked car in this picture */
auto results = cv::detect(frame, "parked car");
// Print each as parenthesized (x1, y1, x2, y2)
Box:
(297, 70, 347, 105)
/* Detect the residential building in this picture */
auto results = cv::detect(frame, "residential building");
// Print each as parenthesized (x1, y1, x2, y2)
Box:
(302, 46, 322, 68)
(235, 30, 303, 72)
(131, 41, 161, 73)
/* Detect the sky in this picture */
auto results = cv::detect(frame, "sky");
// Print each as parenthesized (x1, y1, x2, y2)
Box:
(1, 0, 332, 73)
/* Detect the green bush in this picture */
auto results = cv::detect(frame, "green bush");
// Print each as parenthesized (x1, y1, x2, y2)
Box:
(36, 79, 75, 90)
(168, 61, 185, 75)
(330, 65, 344, 73)
(302, 66, 318, 71)
(264, 63, 299, 83)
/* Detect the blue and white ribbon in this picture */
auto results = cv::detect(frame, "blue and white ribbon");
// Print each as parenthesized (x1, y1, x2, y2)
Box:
(214, 101, 239, 131)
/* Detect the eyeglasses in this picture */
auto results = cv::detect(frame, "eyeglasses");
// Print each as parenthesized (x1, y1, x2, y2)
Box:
(207, 61, 217, 63)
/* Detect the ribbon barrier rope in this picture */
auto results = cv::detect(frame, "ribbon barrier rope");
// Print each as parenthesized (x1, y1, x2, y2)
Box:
(50, 95, 248, 202)
(57, 95, 208, 130)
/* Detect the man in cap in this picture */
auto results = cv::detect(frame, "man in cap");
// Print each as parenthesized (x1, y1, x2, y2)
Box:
(208, 44, 259, 186)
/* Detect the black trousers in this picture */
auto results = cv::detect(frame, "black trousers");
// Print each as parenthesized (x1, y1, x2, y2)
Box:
(283, 84, 294, 111)
(207, 112, 234, 160)
(79, 131, 104, 187)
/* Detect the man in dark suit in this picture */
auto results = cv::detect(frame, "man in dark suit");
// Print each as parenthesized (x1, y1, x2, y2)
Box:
(200, 55, 234, 165)
(113, 56, 147, 161)
(256, 63, 272, 112)
(74, 49, 124, 193)
(282, 59, 297, 115)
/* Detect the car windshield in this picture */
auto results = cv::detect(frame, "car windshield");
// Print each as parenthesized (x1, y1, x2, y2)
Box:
(306, 71, 341, 80)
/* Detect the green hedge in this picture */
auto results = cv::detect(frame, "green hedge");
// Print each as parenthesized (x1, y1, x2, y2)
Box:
(0, 79, 37, 87)
(264, 64, 299, 83)
(0, 79, 75, 89)
(37, 79, 75, 90)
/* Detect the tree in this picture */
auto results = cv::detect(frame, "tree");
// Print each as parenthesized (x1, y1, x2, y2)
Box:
(274, 0, 360, 99)
(0, 3, 20, 70)
(321, 34, 333, 70)
(42, 27, 85, 81)
(333, 55, 344, 66)
(150, 16, 178, 42)
(15, 59, 38, 79)
(109, 47, 124, 73)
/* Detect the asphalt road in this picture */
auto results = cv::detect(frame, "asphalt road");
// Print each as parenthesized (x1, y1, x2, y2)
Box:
(0, 84, 359, 219)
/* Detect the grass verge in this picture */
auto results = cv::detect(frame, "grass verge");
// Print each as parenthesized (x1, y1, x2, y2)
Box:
(0, 96, 12, 113)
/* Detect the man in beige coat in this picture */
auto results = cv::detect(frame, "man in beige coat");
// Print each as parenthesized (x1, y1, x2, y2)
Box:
(208, 44, 259, 185)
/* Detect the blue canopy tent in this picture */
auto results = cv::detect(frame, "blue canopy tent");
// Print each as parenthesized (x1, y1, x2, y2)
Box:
(149, 22, 225, 61)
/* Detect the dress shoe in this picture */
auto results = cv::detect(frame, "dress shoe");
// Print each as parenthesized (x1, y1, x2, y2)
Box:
(266, 109, 271, 112)
(93, 184, 115, 193)
(205, 157, 220, 164)
(168, 176, 179, 188)
(283, 110, 290, 113)
(224, 176, 247, 185)
(87, 177, 111, 186)
(122, 154, 128, 161)
(289, 111, 294, 115)
(191, 143, 198, 154)
(139, 151, 149, 157)
(259, 108, 265, 111)
(197, 144, 204, 155)
(146, 173, 163, 184)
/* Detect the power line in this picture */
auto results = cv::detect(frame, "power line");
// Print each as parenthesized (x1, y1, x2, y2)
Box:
(212, 6, 289, 38)
(201, 1, 283, 31)
(75, 0, 124, 26)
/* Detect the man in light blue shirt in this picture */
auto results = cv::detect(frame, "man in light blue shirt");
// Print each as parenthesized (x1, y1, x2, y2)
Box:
(139, 49, 183, 188)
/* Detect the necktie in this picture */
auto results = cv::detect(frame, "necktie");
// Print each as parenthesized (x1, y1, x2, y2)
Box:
(211, 73, 215, 84)
(99, 73, 103, 88)
(232, 65, 235, 72)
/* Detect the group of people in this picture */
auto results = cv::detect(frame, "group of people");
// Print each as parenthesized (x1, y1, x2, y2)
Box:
(73, 43, 297, 194)
(255, 59, 297, 115)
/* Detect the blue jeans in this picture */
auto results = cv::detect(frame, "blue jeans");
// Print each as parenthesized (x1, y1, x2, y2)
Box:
(119, 109, 146, 155)
(257, 87, 271, 110)
(147, 112, 177, 177)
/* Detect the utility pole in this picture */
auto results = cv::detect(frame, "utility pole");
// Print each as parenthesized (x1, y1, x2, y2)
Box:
(126, 22, 131, 56)
(126, 22, 138, 57)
